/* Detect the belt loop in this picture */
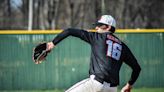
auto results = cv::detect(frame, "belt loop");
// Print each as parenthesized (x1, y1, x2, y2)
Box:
(90, 75, 95, 80)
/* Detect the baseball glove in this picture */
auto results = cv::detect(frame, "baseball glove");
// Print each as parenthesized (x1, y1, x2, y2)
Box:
(32, 42, 50, 64)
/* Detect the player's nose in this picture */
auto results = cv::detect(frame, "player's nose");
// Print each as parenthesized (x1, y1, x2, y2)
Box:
(95, 26, 99, 30)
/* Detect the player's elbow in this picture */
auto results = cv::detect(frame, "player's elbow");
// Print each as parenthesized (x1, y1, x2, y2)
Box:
(136, 65, 141, 74)
(132, 64, 141, 74)
(139, 66, 141, 72)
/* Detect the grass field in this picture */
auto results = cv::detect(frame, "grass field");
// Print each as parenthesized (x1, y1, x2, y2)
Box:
(131, 88, 164, 92)
(0, 88, 164, 92)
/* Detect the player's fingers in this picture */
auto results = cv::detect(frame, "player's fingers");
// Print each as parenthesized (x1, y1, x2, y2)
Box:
(47, 42, 55, 51)
(35, 61, 39, 64)
(39, 61, 42, 64)
(35, 60, 42, 64)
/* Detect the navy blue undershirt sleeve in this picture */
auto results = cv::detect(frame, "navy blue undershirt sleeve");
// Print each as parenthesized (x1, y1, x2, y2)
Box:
(52, 28, 94, 45)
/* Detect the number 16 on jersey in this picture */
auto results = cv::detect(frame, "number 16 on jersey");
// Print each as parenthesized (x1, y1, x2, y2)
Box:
(106, 40, 122, 61)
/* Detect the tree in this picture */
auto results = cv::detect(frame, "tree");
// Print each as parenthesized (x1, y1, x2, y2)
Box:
(0, 0, 164, 30)
(0, 0, 11, 29)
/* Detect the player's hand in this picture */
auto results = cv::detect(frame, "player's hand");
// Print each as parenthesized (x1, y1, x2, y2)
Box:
(33, 42, 52, 64)
(47, 42, 55, 51)
(121, 83, 132, 92)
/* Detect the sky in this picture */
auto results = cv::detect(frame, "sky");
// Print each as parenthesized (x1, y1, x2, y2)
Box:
(10, 0, 22, 9)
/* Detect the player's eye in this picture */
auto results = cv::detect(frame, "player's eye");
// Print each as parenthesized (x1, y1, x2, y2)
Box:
(99, 25, 108, 29)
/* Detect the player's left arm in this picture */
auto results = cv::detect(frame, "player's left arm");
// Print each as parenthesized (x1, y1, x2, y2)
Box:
(121, 44, 141, 92)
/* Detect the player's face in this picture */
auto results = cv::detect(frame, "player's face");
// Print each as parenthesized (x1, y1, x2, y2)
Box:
(95, 25, 111, 33)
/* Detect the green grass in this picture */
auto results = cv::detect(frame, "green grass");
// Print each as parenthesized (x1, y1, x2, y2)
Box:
(117, 88, 164, 92)
(0, 88, 164, 92)
(132, 88, 164, 92)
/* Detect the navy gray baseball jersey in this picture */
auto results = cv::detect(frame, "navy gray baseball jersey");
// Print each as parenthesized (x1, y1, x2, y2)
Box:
(52, 28, 141, 86)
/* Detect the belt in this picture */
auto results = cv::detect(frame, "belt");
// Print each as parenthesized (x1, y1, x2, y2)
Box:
(94, 76, 117, 87)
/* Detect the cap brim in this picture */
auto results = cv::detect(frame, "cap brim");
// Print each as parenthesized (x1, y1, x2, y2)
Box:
(92, 22, 106, 27)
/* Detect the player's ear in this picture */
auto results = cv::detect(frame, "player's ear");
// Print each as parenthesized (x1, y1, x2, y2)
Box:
(106, 25, 111, 31)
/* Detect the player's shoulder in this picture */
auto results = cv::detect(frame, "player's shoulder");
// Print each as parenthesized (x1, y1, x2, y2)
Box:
(106, 33, 122, 44)
(65, 28, 87, 31)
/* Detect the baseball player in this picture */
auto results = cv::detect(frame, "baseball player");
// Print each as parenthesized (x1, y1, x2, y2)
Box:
(46, 15, 141, 92)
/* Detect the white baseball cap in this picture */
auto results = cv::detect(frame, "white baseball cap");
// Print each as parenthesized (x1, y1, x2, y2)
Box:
(94, 15, 116, 28)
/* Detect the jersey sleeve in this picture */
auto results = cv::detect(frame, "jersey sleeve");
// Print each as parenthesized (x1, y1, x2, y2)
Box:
(122, 43, 141, 85)
(52, 28, 94, 45)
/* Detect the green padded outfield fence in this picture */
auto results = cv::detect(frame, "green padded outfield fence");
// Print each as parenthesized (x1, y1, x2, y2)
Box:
(0, 29, 164, 90)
